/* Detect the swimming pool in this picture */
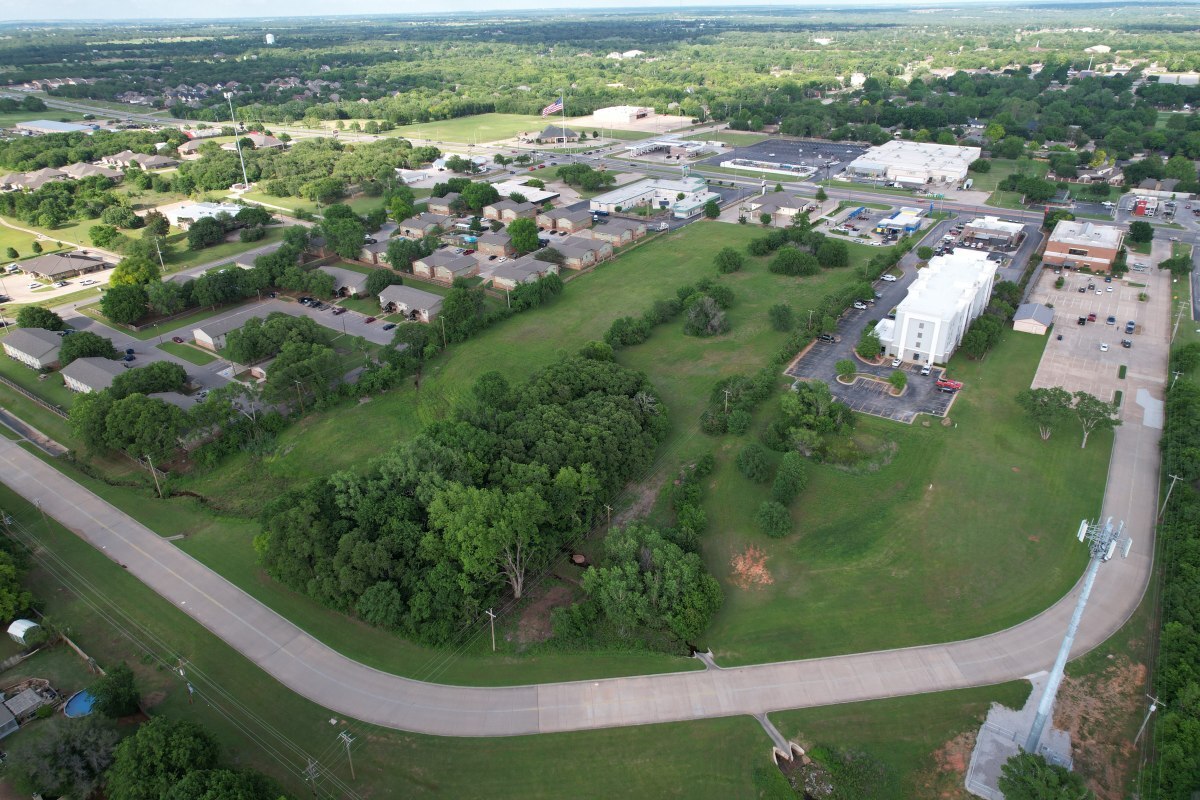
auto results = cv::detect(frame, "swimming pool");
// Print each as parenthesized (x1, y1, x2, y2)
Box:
(63, 690, 96, 718)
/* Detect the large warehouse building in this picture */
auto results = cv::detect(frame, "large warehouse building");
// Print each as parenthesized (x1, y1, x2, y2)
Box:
(594, 106, 653, 126)
(875, 249, 997, 364)
(845, 141, 981, 186)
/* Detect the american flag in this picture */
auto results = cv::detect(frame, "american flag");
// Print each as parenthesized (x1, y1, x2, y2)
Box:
(541, 97, 564, 117)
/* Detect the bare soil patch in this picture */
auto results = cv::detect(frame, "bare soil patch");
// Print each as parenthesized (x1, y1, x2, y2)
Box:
(730, 545, 774, 590)
(613, 469, 670, 528)
(1054, 656, 1147, 799)
(515, 585, 575, 645)
(913, 729, 976, 800)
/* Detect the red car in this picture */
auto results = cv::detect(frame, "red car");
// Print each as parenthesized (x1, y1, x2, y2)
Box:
(1086, 313, 1097, 322)
(171, 336, 184, 343)
(364, 316, 377, 324)
(936, 378, 963, 390)
(463, 249, 475, 255)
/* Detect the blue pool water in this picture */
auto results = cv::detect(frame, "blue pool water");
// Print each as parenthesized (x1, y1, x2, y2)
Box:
(63, 690, 96, 718)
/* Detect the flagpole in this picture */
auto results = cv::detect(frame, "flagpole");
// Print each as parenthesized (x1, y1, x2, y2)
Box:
(561, 87, 567, 144)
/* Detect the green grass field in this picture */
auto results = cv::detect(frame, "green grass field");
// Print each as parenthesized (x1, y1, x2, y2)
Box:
(684, 131, 769, 147)
(0, 225, 70, 263)
(966, 158, 1049, 193)
(156, 340, 217, 365)
(355, 113, 553, 144)
(160, 225, 286, 271)
(237, 190, 386, 218)
(0, 110, 85, 128)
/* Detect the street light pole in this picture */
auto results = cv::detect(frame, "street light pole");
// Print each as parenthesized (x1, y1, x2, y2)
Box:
(224, 92, 250, 189)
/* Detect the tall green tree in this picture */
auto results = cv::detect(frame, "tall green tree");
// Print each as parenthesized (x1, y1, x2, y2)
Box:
(16, 305, 65, 331)
(59, 331, 118, 366)
(105, 717, 220, 800)
(90, 662, 140, 717)
(1072, 391, 1121, 449)
(507, 218, 539, 253)
(1016, 387, 1074, 441)
(17, 717, 118, 800)
(998, 753, 1095, 800)
(99, 284, 148, 325)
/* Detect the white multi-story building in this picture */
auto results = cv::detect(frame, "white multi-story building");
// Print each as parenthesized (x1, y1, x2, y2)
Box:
(875, 249, 997, 364)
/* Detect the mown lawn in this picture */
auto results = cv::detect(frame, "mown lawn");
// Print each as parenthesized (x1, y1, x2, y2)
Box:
(0, 225, 70, 262)
(371, 112, 552, 144)
(160, 225, 286, 271)
(80, 300, 255, 341)
(966, 158, 1048, 193)
(156, 340, 217, 365)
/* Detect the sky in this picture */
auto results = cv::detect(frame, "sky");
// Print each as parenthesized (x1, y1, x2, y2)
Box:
(0, 0, 1042, 23)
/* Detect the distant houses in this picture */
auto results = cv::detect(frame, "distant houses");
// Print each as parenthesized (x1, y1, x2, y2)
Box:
(412, 251, 479, 283)
(398, 213, 450, 239)
(476, 231, 514, 257)
(482, 199, 536, 223)
(379, 285, 444, 323)
(535, 208, 592, 234)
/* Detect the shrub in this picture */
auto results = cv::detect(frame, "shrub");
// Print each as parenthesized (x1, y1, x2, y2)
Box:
(768, 303, 795, 331)
(755, 501, 792, 538)
(736, 443, 770, 483)
(91, 662, 140, 717)
(771, 452, 809, 505)
(727, 409, 752, 435)
(715, 247, 744, 274)
(700, 409, 728, 435)
(817, 239, 850, 268)
(239, 226, 266, 242)
(684, 296, 729, 337)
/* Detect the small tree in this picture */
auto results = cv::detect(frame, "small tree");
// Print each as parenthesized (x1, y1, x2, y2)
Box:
(1128, 220, 1153, 244)
(836, 359, 856, 381)
(768, 303, 794, 331)
(4, 247, 16, 259)
(1072, 391, 1121, 449)
(683, 296, 729, 337)
(16, 306, 65, 331)
(759, 213, 772, 227)
(815, 187, 827, 202)
(998, 753, 1095, 800)
(31, 241, 42, 254)
(755, 501, 792, 538)
(1016, 387, 1074, 441)
(770, 451, 808, 505)
(888, 369, 907, 393)
(917, 246, 934, 261)
(714, 247, 744, 274)
(91, 662, 140, 718)
(703, 199, 721, 219)
(736, 443, 770, 483)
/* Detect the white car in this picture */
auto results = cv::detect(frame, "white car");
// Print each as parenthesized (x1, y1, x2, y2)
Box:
(1096, 289, 1103, 295)
(853, 301, 868, 310)
(1099, 343, 1109, 352)
(881, 274, 898, 282)
(80, 279, 96, 286)
(497, 256, 508, 263)
(27, 282, 42, 290)
(53, 281, 68, 288)
(920, 365, 932, 376)
(891, 358, 902, 368)
(1106, 286, 1113, 292)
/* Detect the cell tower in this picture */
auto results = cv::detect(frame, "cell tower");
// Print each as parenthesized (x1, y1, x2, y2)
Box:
(1024, 517, 1132, 756)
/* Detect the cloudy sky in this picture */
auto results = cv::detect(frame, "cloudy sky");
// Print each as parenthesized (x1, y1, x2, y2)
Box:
(2, 0, 1003, 23)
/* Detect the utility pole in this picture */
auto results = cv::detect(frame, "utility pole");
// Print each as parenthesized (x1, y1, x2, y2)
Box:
(1171, 370, 1183, 389)
(1159, 473, 1183, 520)
(144, 453, 163, 498)
(1134, 694, 1162, 745)
(723, 388, 732, 414)
(303, 759, 320, 799)
(440, 316, 447, 349)
(604, 503, 613, 528)
(486, 608, 497, 652)
(293, 380, 305, 414)
(337, 731, 356, 779)
(1025, 517, 1132, 756)
(224, 92, 250, 189)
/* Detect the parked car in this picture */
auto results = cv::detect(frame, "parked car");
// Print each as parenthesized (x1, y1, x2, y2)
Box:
(853, 301, 867, 310)
(463, 249, 475, 255)
(1125, 321, 1135, 334)
(1087, 313, 1097, 322)
(1106, 315, 1116, 325)
(53, 281, 68, 288)
(891, 357, 902, 368)
(1078, 286, 1086, 293)
(1077, 316, 1087, 325)
(364, 316, 376, 324)
(1121, 339, 1132, 348)
(122, 353, 136, 362)
(1104, 276, 1112, 283)
(1100, 343, 1109, 352)
(817, 333, 836, 343)
(172, 336, 184, 343)
(382, 323, 396, 331)
(27, 282, 42, 290)
(488, 255, 497, 261)
(936, 378, 963, 390)
(332, 307, 347, 315)
(364, 237, 377, 245)
(920, 365, 932, 376)
(1106, 286, 1113, 293)
(881, 274, 898, 282)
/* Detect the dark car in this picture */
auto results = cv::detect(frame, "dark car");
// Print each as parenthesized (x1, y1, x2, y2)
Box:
(1104, 276, 1112, 283)
(818, 333, 836, 343)
(1087, 313, 1097, 322)
(382, 323, 396, 331)
(1121, 339, 1133, 348)
(364, 316, 377, 324)
(1077, 286, 1086, 293)
(172, 336, 184, 343)
(1125, 321, 1135, 334)
(332, 307, 347, 315)
(488, 255, 497, 261)
(1077, 316, 1087, 325)
(122, 353, 135, 362)
(125, 347, 135, 355)
(1106, 315, 1116, 325)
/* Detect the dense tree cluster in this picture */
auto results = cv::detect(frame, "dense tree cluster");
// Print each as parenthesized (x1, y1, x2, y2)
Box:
(255, 356, 667, 644)
(0, 175, 122, 229)
(69, 361, 189, 462)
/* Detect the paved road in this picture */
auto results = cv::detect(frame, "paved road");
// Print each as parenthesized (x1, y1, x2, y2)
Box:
(0, 344, 1161, 736)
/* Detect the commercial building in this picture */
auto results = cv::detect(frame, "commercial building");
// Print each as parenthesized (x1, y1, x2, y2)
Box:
(963, 216, 1024, 248)
(589, 176, 719, 219)
(61, 356, 125, 393)
(845, 141, 981, 186)
(874, 206, 925, 234)
(163, 202, 244, 230)
(1043, 220, 1124, 272)
(875, 249, 997, 364)
(488, 180, 560, 205)
(2, 328, 62, 369)
(593, 106, 652, 126)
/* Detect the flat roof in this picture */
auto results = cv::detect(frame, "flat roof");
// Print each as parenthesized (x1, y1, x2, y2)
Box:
(898, 249, 996, 319)
(14, 119, 96, 133)
(195, 313, 265, 339)
(489, 180, 559, 204)
(590, 176, 710, 207)
(849, 140, 980, 174)
(1049, 220, 1124, 249)
(966, 216, 1025, 236)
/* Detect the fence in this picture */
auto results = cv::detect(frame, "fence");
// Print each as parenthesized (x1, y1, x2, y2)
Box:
(0, 374, 68, 418)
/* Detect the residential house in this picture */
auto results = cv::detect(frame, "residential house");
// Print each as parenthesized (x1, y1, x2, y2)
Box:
(490, 255, 559, 291)
(194, 314, 264, 351)
(482, 199, 536, 223)
(589, 217, 647, 246)
(378, 285, 443, 323)
(398, 213, 450, 239)
(221, 133, 286, 151)
(2, 328, 62, 369)
(319, 265, 370, 297)
(59, 163, 123, 181)
(357, 241, 391, 266)
(744, 192, 811, 227)
(1043, 220, 1124, 272)
(536, 208, 593, 234)
(177, 139, 207, 157)
(21, 252, 107, 282)
(147, 391, 194, 410)
(60, 356, 125, 393)
(425, 193, 461, 216)
(162, 202, 244, 230)
(554, 236, 613, 270)
(102, 150, 178, 170)
(14, 168, 68, 190)
(476, 231, 515, 257)
(412, 251, 479, 283)
(536, 125, 579, 143)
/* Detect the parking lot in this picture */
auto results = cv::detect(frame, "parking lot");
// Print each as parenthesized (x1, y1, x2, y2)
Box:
(700, 137, 868, 177)
(1026, 267, 1172, 404)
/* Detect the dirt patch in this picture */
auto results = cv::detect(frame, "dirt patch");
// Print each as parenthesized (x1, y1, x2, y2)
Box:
(515, 585, 575, 645)
(730, 545, 774, 590)
(913, 730, 976, 800)
(612, 469, 670, 527)
(1054, 656, 1147, 799)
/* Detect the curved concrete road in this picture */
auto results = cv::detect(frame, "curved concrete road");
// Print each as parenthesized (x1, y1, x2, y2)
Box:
(0, 312, 1164, 736)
